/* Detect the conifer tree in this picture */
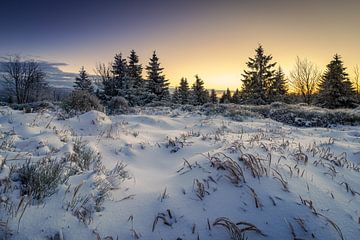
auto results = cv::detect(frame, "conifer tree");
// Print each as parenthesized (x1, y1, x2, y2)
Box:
(241, 45, 276, 104)
(191, 75, 209, 105)
(231, 88, 241, 104)
(219, 88, 231, 103)
(268, 67, 287, 102)
(178, 78, 190, 104)
(171, 87, 182, 104)
(210, 89, 218, 104)
(127, 50, 144, 105)
(145, 51, 170, 103)
(219, 91, 227, 104)
(74, 66, 94, 93)
(112, 53, 129, 98)
(317, 54, 356, 108)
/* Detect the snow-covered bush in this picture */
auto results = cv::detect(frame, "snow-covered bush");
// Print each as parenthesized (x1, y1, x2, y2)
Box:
(268, 104, 360, 127)
(107, 96, 129, 115)
(16, 157, 65, 200)
(62, 90, 104, 114)
(67, 139, 102, 172)
(9, 101, 56, 113)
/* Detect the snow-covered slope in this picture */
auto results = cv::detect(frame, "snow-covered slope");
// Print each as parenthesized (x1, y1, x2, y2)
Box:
(0, 107, 359, 239)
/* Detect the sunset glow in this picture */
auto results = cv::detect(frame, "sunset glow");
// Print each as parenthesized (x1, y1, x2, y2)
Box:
(1, 0, 359, 90)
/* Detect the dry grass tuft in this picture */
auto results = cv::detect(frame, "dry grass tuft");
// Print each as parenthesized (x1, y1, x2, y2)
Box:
(239, 153, 268, 178)
(213, 217, 265, 240)
(206, 153, 245, 185)
(247, 186, 263, 209)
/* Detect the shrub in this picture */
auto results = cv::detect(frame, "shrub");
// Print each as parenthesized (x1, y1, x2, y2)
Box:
(62, 90, 104, 114)
(67, 138, 102, 172)
(17, 157, 65, 200)
(10, 101, 56, 112)
(107, 96, 129, 115)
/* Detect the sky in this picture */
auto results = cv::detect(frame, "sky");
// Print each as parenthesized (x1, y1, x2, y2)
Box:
(0, 0, 359, 90)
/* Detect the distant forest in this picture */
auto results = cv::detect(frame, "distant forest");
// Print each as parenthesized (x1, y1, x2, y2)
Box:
(1, 45, 359, 111)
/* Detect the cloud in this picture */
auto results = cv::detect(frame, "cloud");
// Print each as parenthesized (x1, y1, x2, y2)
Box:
(0, 60, 77, 89)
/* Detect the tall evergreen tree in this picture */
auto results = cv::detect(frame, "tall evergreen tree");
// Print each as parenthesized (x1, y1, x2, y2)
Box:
(210, 89, 218, 104)
(178, 78, 190, 104)
(268, 67, 287, 102)
(191, 75, 209, 105)
(127, 50, 144, 105)
(231, 88, 241, 104)
(317, 54, 356, 108)
(112, 53, 129, 98)
(74, 66, 93, 93)
(241, 45, 276, 104)
(145, 51, 170, 103)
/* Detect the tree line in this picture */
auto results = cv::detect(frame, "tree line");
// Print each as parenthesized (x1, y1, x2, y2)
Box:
(1, 45, 360, 109)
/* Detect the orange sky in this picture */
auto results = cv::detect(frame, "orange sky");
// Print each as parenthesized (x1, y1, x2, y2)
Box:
(41, 0, 360, 90)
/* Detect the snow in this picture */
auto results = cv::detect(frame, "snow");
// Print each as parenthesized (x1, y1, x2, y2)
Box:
(0, 107, 359, 239)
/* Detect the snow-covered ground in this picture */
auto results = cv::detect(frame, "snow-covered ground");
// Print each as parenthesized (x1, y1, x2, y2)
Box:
(0, 106, 359, 239)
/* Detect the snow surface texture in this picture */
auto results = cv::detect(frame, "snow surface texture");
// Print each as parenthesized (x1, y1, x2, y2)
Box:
(0, 106, 360, 239)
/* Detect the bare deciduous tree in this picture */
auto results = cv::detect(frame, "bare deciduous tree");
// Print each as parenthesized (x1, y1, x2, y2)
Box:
(354, 65, 359, 96)
(289, 57, 321, 104)
(1, 55, 47, 103)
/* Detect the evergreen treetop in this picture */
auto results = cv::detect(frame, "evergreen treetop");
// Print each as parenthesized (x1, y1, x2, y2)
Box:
(210, 89, 218, 104)
(191, 75, 209, 105)
(178, 77, 190, 104)
(145, 51, 170, 102)
(74, 66, 93, 93)
(317, 54, 355, 108)
(241, 45, 276, 104)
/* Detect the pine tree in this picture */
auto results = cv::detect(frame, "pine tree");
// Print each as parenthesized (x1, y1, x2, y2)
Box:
(74, 67, 94, 93)
(127, 50, 144, 105)
(145, 51, 170, 103)
(112, 53, 129, 98)
(231, 88, 241, 104)
(220, 88, 232, 103)
(241, 45, 276, 104)
(317, 54, 356, 108)
(191, 75, 209, 105)
(210, 89, 218, 104)
(178, 78, 190, 104)
(268, 67, 287, 102)
(172, 87, 182, 104)
(219, 91, 227, 104)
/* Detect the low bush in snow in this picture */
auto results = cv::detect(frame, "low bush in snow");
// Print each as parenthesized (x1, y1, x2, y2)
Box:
(62, 90, 104, 115)
(16, 157, 65, 201)
(66, 138, 102, 172)
(9, 101, 57, 113)
(198, 103, 360, 127)
(107, 96, 129, 115)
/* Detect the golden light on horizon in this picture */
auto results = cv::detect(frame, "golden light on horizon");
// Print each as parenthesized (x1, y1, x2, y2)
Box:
(47, 0, 360, 91)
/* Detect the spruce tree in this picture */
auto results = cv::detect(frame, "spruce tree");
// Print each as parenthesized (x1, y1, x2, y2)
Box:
(112, 53, 129, 98)
(191, 75, 209, 105)
(317, 54, 356, 108)
(210, 89, 218, 104)
(268, 67, 287, 102)
(172, 87, 182, 104)
(127, 50, 144, 105)
(219, 91, 227, 104)
(220, 88, 231, 103)
(241, 45, 276, 104)
(145, 51, 170, 103)
(178, 78, 190, 104)
(231, 88, 241, 104)
(74, 67, 94, 93)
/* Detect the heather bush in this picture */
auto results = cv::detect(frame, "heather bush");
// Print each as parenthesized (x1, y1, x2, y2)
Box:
(62, 90, 104, 114)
